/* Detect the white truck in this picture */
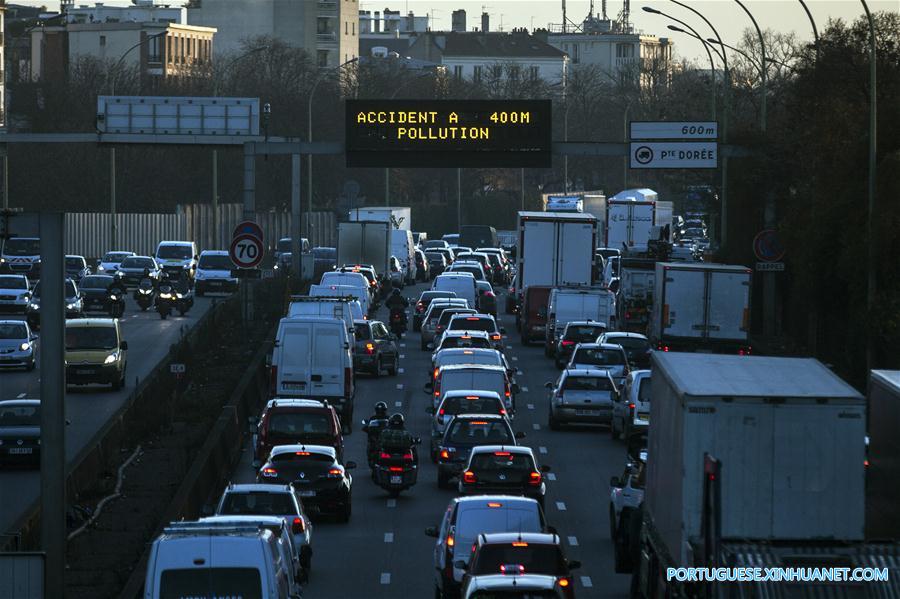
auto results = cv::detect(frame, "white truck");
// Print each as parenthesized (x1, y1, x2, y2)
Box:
(648, 262, 751, 354)
(628, 353, 871, 597)
(348, 207, 411, 231)
(607, 189, 658, 251)
(391, 228, 416, 284)
(618, 258, 657, 332)
(866, 370, 900, 538)
(336, 221, 391, 276)
(515, 211, 599, 293)
(544, 286, 617, 357)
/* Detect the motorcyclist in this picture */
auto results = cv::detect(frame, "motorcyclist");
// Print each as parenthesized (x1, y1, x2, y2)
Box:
(385, 289, 409, 312)
(362, 401, 390, 468)
(138, 267, 155, 289)
(378, 413, 417, 466)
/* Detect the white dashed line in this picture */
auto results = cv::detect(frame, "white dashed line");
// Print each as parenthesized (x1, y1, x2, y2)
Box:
(394, 401, 403, 407)
(527, 403, 535, 410)
(386, 499, 397, 508)
(396, 384, 404, 390)
(384, 533, 394, 543)
(580, 576, 593, 588)
(131, 315, 138, 318)
(522, 386, 529, 393)
(538, 446, 547, 454)
(567, 536, 579, 546)
(516, 369, 523, 375)
(546, 472, 557, 481)
(532, 423, 541, 430)
(398, 368, 405, 374)
(380, 573, 391, 584)
(399, 354, 406, 359)
(17, 393, 26, 398)
(511, 356, 519, 361)
(400, 343, 406, 347)
(556, 501, 567, 511)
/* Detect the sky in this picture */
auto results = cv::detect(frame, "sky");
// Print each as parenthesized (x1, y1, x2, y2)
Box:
(15, 0, 899, 61)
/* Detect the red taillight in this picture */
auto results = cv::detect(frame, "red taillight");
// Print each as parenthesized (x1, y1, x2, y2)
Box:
(657, 344, 670, 352)
(434, 368, 440, 379)
(365, 342, 375, 355)
(512, 541, 529, 547)
(438, 408, 445, 416)
(491, 334, 501, 341)
(261, 467, 278, 477)
(484, 291, 495, 298)
(558, 577, 571, 588)
(292, 517, 305, 534)
(389, 466, 404, 472)
(380, 452, 391, 459)
(738, 346, 752, 356)
(528, 471, 542, 486)
(463, 470, 477, 483)
(494, 451, 511, 456)
(561, 340, 574, 346)
(499, 408, 506, 415)
(439, 449, 450, 460)
(628, 402, 635, 409)
(416, 302, 425, 312)
(447, 535, 455, 547)
(269, 365, 278, 392)
(327, 467, 343, 477)
(402, 452, 413, 461)
(505, 383, 511, 398)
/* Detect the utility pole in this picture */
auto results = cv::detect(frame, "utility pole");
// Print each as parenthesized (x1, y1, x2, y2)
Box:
(457, 168, 462, 230)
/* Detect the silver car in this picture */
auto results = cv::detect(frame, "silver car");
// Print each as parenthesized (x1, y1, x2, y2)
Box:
(567, 342, 629, 385)
(0, 274, 31, 314)
(611, 369, 651, 440)
(0, 320, 36, 370)
(546, 368, 618, 429)
(420, 299, 469, 350)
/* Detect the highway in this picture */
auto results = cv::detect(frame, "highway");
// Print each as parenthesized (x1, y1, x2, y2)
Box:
(0, 294, 217, 541)
(227, 282, 632, 598)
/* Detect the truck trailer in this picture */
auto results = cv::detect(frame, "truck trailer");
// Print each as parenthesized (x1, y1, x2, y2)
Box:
(336, 221, 391, 276)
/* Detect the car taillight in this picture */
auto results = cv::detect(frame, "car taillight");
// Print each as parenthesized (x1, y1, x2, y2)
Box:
(499, 408, 506, 416)
(738, 346, 752, 356)
(561, 340, 574, 346)
(416, 302, 424, 312)
(558, 577, 571, 588)
(528, 471, 542, 486)
(269, 365, 277, 392)
(438, 408, 445, 416)
(379, 451, 391, 459)
(402, 452, 413, 462)
(433, 367, 439, 380)
(658, 344, 669, 352)
(439, 449, 450, 460)
(436, 325, 444, 332)
(505, 382, 511, 399)
(327, 467, 343, 477)
(491, 333, 501, 341)
(463, 470, 477, 484)
(292, 517, 305, 534)
(261, 467, 278, 477)
(389, 466, 404, 472)
(484, 291, 496, 298)
(447, 534, 455, 547)
(365, 342, 375, 355)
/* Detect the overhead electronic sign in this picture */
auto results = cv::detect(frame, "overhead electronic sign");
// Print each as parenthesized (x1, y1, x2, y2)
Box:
(345, 99, 552, 168)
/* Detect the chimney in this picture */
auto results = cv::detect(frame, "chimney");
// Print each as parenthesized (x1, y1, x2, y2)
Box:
(374, 11, 381, 33)
(451, 9, 466, 32)
(481, 11, 489, 32)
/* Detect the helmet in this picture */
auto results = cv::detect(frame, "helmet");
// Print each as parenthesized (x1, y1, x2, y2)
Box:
(391, 288, 401, 296)
(374, 402, 388, 417)
(388, 413, 405, 429)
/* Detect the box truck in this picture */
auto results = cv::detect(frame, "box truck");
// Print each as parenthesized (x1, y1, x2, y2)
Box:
(336, 221, 390, 275)
(607, 191, 657, 251)
(348, 207, 411, 231)
(516, 212, 598, 292)
(618, 258, 657, 332)
(627, 353, 872, 598)
(866, 370, 900, 538)
(648, 262, 751, 354)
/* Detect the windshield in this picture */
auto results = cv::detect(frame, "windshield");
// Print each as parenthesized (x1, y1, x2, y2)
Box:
(270, 452, 334, 474)
(565, 325, 606, 342)
(471, 544, 567, 576)
(637, 378, 652, 403)
(0, 323, 28, 339)
(355, 326, 371, 341)
(159, 568, 262, 599)
(219, 492, 295, 516)
(572, 348, 625, 366)
(456, 507, 542, 556)
(438, 353, 501, 368)
(447, 420, 512, 445)
(33, 281, 77, 298)
(441, 396, 503, 416)
(0, 404, 40, 427)
(65, 257, 86, 268)
(312, 247, 336, 259)
(438, 310, 475, 327)
(77, 276, 113, 290)
(198, 255, 233, 270)
(683, 228, 705, 238)
(66, 326, 118, 350)
(469, 452, 533, 475)
(120, 257, 155, 270)
(607, 337, 651, 352)
(267, 412, 332, 437)
(440, 336, 492, 350)
(451, 266, 484, 280)
(0, 276, 27, 290)
(102, 252, 131, 262)
(563, 376, 615, 392)
(470, 591, 557, 598)
(449, 317, 497, 333)
(426, 252, 445, 261)
(156, 245, 192, 259)
(3, 239, 40, 256)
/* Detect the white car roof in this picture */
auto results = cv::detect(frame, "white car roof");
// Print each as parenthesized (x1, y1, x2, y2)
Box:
(269, 444, 336, 459)
(266, 398, 328, 410)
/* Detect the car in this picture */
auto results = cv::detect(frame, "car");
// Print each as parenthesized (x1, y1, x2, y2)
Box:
(0, 320, 36, 371)
(462, 573, 566, 598)
(27, 278, 83, 329)
(453, 253, 494, 283)
(505, 272, 519, 315)
(479, 251, 508, 285)
(274, 237, 310, 269)
(320, 271, 371, 304)
(458, 446, 549, 507)
(546, 368, 618, 429)
(413, 290, 458, 332)
(475, 280, 498, 317)
(0, 399, 41, 467)
(311, 247, 337, 280)
(432, 273, 479, 309)
(257, 444, 355, 521)
(65, 255, 91, 281)
(431, 348, 516, 394)
(609, 457, 646, 573)
(0, 274, 32, 314)
(78, 274, 122, 314)
(436, 414, 524, 488)
(253, 397, 345, 465)
(415, 248, 431, 281)
(448, 261, 488, 283)
(64, 318, 128, 390)
(0, 237, 41, 277)
(441, 233, 460, 246)
(336, 265, 379, 299)
(115, 255, 161, 288)
(598, 332, 652, 369)
(428, 391, 508, 460)
(460, 533, 580, 598)
(431, 363, 517, 414)
(446, 313, 504, 350)
(426, 495, 550, 598)
(195, 250, 239, 295)
(566, 342, 629, 384)
(388, 256, 404, 288)
(425, 251, 448, 278)
(425, 239, 451, 250)
(352, 319, 400, 377)
(433, 247, 456, 266)
(612, 370, 651, 441)
(155, 240, 199, 280)
(96, 251, 135, 275)
(421, 300, 472, 350)
(555, 321, 609, 369)
(214, 483, 313, 577)
(431, 330, 493, 355)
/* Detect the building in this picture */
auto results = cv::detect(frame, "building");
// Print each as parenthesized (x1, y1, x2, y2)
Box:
(360, 8, 428, 35)
(188, 0, 358, 67)
(1, 0, 6, 128)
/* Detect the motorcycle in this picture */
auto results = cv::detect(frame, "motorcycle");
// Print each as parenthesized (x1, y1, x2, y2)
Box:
(389, 308, 408, 337)
(107, 288, 126, 318)
(156, 282, 176, 320)
(372, 437, 421, 497)
(173, 286, 194, 316)
(135, 279, 156, 311)
(361, 417, 390, 470)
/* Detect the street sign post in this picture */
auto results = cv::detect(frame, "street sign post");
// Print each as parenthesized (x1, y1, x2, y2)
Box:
(229, 233, 264, 269)
(630, 121, 718, 140)
(630, 142, 718, 169)
(232, 220, 264, 244)
(756, 262, 785, 272)
(752, 229, 785, 262)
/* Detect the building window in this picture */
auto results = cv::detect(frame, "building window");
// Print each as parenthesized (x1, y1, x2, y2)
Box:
(530, 66, 539, 80)
(453, 65, 463, 80)
(473, 65, 482, 82)
(345, 21, 348, 34)
(491, 65, 502, 78)
(317, 50, 329, 67)
(616, 43, 635, 58)
(352, 22, 356, 35)
(99, 35, 106, 47)
(572, 43, 579, 63)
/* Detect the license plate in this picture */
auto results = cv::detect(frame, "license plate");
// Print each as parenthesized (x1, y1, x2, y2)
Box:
(282, 382, 305, 391)
(575, 409, 596, 416)
(8, 448, 33, 454)
(638, 413, 650, 421)
(390, 475, 402, 484)
(209, 281, 221, 286)
(76, 369, 93, 375)
(298, 490, 316, 497)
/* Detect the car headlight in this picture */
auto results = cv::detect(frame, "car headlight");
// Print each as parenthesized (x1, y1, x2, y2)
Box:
(66, 302, 80, 310)
(98, 264, 106, 271)
(159, 293, 172, 299)
(28, 302, 39, 310)
(20, 342, 30, 351)
(104, 353, 118, 365)
(109, 294, 118, 301)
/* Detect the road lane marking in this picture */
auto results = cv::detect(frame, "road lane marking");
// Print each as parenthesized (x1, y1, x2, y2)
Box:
(527, 403, 535, 410)
(398, 368, 405, 374)
(17, 393, 26, 398)
(400, 343, 406, 347)
(511, 356, 518, 361)
(396, 384, 404, 390)
(384, 533, 394, 543)
(532, 423, 541, 430)
(386, 499, 397, 508)
(568, 536, 579, 546)
(580, 576, 593, 588)
(522, 386, 529, 393)
(556, 501, 567, 511)
(538, 446, 547, 454)
(546, 472, 557, 481)
(380, 573, 391, 584)
(399, 354, 405, 359)
(517, 369, 523, 375)
(395, 401, 403, 407)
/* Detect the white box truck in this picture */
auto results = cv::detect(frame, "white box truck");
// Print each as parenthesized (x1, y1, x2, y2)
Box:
(607, 189, 658, 251)
(544, 286, 617, 356)
(630, 353, 868, 596)
(348, 207, 411, 231)
(648, 262, 752, 353)
(866, 370, 900, 538)
(336, 221, 390, 276)
(582, 194, 607, 230)
(515, 212, 598, 293)
(618, 257, 657, 332)
(391, 229, 416, 284)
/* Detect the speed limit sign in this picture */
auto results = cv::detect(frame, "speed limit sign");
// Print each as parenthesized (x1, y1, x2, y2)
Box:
(230, 233, 264, 269)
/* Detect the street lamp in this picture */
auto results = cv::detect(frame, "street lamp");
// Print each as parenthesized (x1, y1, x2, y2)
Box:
(663, 21, 718, 119)
(797, 0, 819, 63)
(731, 0, 767, 133)
(861, 0, 877, 369)
(307, 57, 358, 240)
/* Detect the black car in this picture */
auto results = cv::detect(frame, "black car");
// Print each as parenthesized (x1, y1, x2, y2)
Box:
(257, 444, 355, 521)
(27, 279, 82, 329)
(556, 321, 610, 369)
(436, 414, 524, 489)
(414, 249, 431, 282)
(425, 251, 448, 278)
(78, 274, 122, 313)
(458, 445, 550, 507)
(0, 400, 41, 467)
(115, 256, 161, 288)
(65, 255, 92, 281)
(598, 333, 653, 369)
(413, 290, 457, 332)
(352, 319, 400, 376)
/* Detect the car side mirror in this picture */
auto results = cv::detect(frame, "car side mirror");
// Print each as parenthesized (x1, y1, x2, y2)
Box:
(540, 464, 551, 473)
(544, 381, 554, 389)
(345, 461, 357, 469)
(454, 560, 468, 571)
(514, 431, 526, 439)
(30, 334, 38, 341)
(423, 382, 434, 394)
(610, 476, 621, 488)
(424, 526, 439, 538)
(119, 341, 128, 351)
(568, 560, 582, 570)
(426, 343, 435, 350)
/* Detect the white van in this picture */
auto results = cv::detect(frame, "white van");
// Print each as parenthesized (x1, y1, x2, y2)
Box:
(154, 240, 199, 280)
(545, 287, 617, 355)
(272, 317, 354, 421)
(310, 283, 370, 316)
(391, 229, 416, 284)
(430, 364, 514, 413)
(287, 296, 361, 334)
(432, 273, 478, 309)
(319, 271, 371, 301)
(143, 522, 299, 599)
(195, 250, 239, 296)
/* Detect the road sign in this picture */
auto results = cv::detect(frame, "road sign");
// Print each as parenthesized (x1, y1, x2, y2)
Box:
(232, 220, 264, 243)
(753, 229, 785, 262)
(630, 142, 718, 169)
(229, 233, 264, 269)
(97, 96, 260, 136)
(630, 121, 718, 140)
(756, 262, 785, 272)
(170, 363, 186, 374)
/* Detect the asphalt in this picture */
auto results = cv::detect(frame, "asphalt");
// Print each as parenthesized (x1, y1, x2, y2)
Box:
(226, 281, 633, 598)
(0, 293, 219, 540)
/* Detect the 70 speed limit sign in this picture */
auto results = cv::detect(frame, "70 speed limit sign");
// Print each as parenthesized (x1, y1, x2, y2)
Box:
(230, 233, 264, 269)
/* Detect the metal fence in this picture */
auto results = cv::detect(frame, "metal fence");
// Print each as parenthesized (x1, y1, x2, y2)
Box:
(63, 206, 336, 259)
